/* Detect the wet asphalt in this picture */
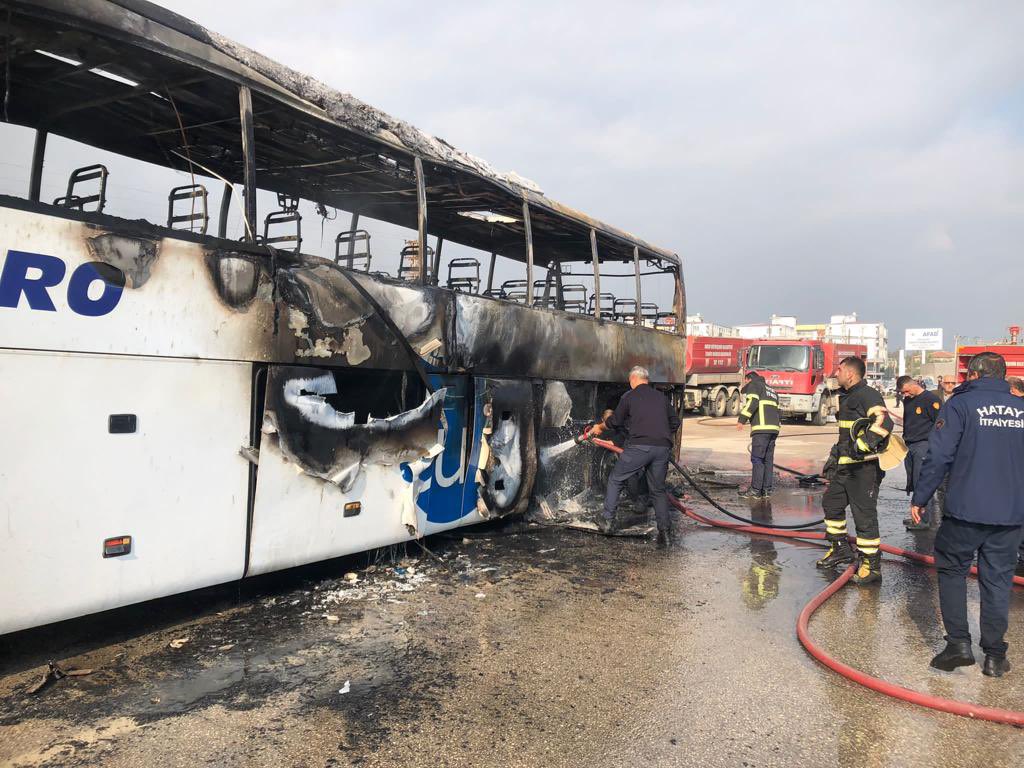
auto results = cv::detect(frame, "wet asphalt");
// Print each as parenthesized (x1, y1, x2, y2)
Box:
(1, 416, 1022, 767)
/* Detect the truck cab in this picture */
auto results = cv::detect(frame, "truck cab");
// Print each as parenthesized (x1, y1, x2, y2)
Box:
(745, 340, 851, 425)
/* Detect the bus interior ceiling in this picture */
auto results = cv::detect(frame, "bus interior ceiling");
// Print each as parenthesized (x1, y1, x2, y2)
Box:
(0, 1, 681, 316)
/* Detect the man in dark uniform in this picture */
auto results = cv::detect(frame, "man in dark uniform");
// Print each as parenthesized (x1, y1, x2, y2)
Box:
(912, 352, 1024, 677)
(736, 371, 781, 499)
(591, 366, 681, 548)
(817, 356, 894, 584)
(1012, 378, 1024, 576)
(896, 375, 943, 530)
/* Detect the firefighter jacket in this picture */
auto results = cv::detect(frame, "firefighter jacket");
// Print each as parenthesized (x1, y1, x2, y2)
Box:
(912, 377, 1024, 526)
(834, 379, 893, 464)
(738, 373, 780, 433)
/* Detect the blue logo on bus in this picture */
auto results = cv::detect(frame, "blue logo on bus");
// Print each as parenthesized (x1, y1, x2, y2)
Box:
(0, 250, 124, 316)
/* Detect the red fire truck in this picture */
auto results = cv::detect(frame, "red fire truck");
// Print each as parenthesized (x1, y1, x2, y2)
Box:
(955, 326, 1024, 383)
(683, 336, 750, 416)
(745, 339, 867, 425)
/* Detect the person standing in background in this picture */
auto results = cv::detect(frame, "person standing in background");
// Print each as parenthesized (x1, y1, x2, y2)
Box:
(937, 376, 956, 404)
(736, 371, 781, 500)
(897, 375, 942, 530)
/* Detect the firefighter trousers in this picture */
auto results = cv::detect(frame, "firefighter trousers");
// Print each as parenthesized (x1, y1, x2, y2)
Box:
(821, 461, 884, 556)
(749, 432, 777, 493)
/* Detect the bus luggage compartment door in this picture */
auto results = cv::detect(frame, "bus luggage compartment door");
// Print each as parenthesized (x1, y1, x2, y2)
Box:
(246, 365, 461, 577)
(0, 349, 251, 635)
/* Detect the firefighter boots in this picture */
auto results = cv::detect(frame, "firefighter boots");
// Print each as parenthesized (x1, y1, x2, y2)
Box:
(852, 552, 882, 585)
(816, 537, 854, 569)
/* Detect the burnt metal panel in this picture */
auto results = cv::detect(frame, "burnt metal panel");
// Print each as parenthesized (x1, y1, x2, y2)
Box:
(452, 294, 686, 384)
(274, 264, 451, 371)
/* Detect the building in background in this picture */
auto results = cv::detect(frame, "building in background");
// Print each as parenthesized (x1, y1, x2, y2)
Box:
(917, 351, 956, 382)
(686, 314, 740, 338)
(825, 313, 888, 378)
(735, 314, 798, 339)
(796, 323, 827, 340)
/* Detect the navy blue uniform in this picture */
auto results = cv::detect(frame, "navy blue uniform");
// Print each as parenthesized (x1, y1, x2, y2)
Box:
(603, 384, 681, 533)
(901, 389, 943, 520)
(913, 377, 1024, 658)
(901, 389, 942, 444)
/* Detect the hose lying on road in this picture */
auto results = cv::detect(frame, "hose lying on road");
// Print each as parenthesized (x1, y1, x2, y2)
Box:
(589, 437, 824, 530)
(583, 436, 1024, 728)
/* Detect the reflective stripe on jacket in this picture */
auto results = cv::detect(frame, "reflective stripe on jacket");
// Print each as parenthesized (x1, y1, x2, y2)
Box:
(834, 379, 893, 464)
(738, 373, 780, 433)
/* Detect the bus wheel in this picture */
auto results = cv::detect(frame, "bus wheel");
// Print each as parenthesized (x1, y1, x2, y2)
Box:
(725, 390, 740, 417)
(811, 397, 829, 426)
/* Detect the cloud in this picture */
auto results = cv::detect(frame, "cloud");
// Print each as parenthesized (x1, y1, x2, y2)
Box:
(919, 224, 955, 253)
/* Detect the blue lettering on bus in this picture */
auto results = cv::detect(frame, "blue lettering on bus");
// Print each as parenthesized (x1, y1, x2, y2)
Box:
(0, 250, 124, 316)
(67, 261, 125, 316)
(0, 250, 65, 311)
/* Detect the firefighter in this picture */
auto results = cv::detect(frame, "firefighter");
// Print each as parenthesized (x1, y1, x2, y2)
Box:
(735, 371, 781, 499)
(1010, 377, 1024, 577)
(896, 375, 943, 530)
(817, 356, 894, 584)
(590, 366, 681, 547)
(911, 353, 1024, 677)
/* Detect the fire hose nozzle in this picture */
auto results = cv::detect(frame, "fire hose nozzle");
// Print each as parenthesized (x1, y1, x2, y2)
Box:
(575, 426, 594, 444)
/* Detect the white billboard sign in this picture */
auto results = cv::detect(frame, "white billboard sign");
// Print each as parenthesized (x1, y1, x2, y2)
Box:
(905, 328, 943, 352)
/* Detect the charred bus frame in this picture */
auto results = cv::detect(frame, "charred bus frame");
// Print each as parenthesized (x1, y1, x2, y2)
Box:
(0, 0, 686, 634)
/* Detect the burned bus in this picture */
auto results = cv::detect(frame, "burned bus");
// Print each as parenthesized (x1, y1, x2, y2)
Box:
(0, 0, 686, 634)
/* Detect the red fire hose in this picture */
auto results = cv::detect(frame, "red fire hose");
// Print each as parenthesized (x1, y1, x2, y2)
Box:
(582, 435, 1024, 727)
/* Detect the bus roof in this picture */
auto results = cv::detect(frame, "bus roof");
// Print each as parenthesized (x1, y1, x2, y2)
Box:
(3, 0, 679, 268)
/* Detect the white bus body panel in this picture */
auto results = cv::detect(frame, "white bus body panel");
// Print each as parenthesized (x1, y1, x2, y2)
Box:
(0, 350, 251, 635)
(247, 444, 416, 577)
(0, 206, 276, 360)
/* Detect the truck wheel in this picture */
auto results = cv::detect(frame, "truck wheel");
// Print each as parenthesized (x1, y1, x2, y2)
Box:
(701, 392, 714, 416)
(725, 390, 740, 417)
(712, 389, 727, 418)
(811, 397, 828, 426)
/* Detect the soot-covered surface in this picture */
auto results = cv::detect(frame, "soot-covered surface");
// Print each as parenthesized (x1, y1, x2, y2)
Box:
(1, 416, 1022, 767)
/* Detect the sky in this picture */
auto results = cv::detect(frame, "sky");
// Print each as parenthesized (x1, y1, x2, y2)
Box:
(4, 1, 1023, 348)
